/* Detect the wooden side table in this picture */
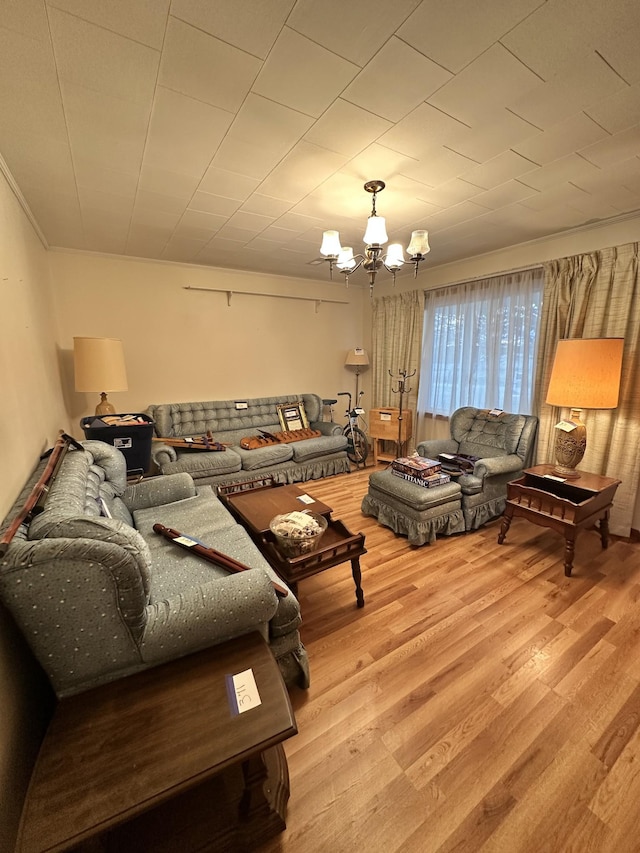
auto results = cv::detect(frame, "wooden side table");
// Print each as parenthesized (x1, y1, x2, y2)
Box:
(17, 633, 297, 853)
(368, 407, 413, 464)
(497, 465, 621, 576)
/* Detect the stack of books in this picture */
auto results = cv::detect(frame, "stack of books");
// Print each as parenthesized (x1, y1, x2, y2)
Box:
(391, 456, 451, 488)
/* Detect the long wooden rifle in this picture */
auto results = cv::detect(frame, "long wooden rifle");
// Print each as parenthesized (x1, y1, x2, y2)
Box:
(153, 523, 288, 597)
(0, 431, 84, 556)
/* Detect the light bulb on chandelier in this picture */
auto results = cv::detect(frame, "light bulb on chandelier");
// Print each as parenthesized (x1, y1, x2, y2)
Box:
(318, 180, 430, 295)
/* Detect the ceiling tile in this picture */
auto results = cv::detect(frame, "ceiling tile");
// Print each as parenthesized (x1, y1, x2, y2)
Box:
(304, 100, 392, 158)
(239, 195, 292, 218)
(398, 0, 543, 74)
(428, 44, 541, 125)
(586, 83, 640, 134)
(48, 7, 159, 105)
(503, 0, 640, 80)
(159, 18, 260, 112)
(47, 0, 170, 49)
(509, 52, 628, 130)
(138, 165, 201, 198)
(0, 26, 67, 142)
(257, 142, 348, 203)
(379, 103, 470, 159)
(470, 180, 540, 210)
(198, 166, 261, 199)
(169, 0, 294, 60)
(226, 210, 274, 232)
(513, 112, 610, 165)
(78, 186, 135, 214)
(162, 235, 208, 263)
(517, 154, 602, 192)
(4, 0, 51, 41)
(518, 182, 594, 212)
(288, 0, 421, 66)
(414, 178, 483, 207)
(253, 27, 359, 118)
(400, 148, 480, 188)
(579, 125, 640, 169)
(189, 192, 242, 217)
(343, 37, 452, 123)
(143, 87, 234, 175)
(460, 150, 538, 190)
(446, 109, 540, 163)
(74, 158, 139, 197)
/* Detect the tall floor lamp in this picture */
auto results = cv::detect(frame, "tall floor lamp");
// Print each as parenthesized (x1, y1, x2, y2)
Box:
(345, 348, 369, 399)
(545, 337, 624, 479)
(74, 336, 128, 416)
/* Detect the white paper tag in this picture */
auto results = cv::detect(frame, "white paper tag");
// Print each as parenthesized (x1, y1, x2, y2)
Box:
(380, 412, 392, 421)
(555, 420, 577, 432)
(489, 408, 504, 417)
(227, 668, 261, 714)
(297, 494, 315, 504)
(174, 535, 198, 547)
(235, 401, 248, 409)
(543, 474, 566, 482)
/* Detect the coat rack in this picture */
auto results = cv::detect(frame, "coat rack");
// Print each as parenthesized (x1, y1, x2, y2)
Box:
(389, 368, 416, 458)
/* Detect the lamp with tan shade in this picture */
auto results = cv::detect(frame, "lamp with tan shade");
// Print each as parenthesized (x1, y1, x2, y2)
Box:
(345, 348, 369, 399)
(73, 337, 128, 416)
(545, 337, 624, 479)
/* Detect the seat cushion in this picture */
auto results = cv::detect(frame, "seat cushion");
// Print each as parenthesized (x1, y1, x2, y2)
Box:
(159, 447, 243, 478)
(290, 434, 348, 462)
(234, 443, 294, 471)
(367, 469, 461, 510)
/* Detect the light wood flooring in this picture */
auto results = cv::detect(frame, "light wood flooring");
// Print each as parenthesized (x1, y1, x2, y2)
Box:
(258, 466, 640, 853)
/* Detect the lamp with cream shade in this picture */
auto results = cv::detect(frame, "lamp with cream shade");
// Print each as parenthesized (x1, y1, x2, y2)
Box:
(74, 336, 128, 416)
(345, 348, 369, 399)
(545, 337, 624, 479)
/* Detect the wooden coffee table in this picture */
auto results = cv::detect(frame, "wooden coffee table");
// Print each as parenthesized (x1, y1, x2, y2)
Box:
(218, 479, 366, 607)
(17, 633, 296, 853)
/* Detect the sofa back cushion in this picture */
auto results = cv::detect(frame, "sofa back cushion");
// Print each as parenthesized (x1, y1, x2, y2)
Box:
(451, 407, 531, 460)
(148, 394, 323, 441)
(27, 444, 152, 603)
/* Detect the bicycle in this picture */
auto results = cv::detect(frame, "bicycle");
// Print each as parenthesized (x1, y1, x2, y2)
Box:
(333, 391, 370, 467)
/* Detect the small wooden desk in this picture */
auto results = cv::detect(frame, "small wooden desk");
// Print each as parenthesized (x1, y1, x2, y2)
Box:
(368, 407, 413, 464)
(497, 465, 621, 576)
(17, 633, 297, 853)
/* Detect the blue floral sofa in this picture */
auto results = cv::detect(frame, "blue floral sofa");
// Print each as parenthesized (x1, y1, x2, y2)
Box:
(147, 393, 350, 486)
(0, 440, 309, 697)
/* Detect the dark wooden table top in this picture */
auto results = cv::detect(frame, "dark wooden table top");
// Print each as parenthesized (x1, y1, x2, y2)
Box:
(18, 633, 296, 853)
(221, 483, 333, 535)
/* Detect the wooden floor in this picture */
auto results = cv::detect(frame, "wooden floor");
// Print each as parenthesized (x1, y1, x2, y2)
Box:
(257, 466, 640, 853)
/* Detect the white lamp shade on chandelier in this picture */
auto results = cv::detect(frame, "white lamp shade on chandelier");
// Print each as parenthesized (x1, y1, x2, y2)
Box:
(318, 180, 431, 294)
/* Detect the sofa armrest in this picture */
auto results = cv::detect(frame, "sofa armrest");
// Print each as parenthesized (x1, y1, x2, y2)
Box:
(417, 438, 458, 458)
(310, 420, 344, 437)
(140, 569, 279, 663)
(124, 473, 197, 511)
(151, 442, 177, 471)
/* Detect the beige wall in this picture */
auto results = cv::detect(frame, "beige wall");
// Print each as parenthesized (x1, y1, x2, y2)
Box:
(0, 168, 65, 851)
(48, 251, 367, 430)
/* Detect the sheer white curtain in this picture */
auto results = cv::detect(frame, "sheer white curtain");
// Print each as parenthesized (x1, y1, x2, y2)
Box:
(418, 268, 543, 417)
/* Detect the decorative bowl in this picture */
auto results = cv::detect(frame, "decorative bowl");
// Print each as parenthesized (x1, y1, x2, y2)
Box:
(269, 511, 328, 558)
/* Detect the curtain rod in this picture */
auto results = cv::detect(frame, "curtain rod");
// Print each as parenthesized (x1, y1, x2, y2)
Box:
(425, 262, 543, 292)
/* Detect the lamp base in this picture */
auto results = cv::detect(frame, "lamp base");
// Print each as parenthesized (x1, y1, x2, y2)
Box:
(552, 408, 586, 479)
(95, 392, 116, 416)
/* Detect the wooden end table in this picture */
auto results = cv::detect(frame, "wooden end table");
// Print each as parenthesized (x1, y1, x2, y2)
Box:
(497, 465, 621, 577)
(218, 479, 366, 607)
(17, 633, 297, 853)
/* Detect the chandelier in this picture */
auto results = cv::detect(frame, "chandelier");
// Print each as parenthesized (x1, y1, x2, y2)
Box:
(318, 180, 430, 295)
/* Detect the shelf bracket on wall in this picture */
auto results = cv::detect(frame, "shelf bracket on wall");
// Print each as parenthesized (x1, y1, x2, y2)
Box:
(184, 285, 349, 310)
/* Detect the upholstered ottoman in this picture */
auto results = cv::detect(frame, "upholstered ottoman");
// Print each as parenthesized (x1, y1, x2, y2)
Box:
(361, 470, 465, 546)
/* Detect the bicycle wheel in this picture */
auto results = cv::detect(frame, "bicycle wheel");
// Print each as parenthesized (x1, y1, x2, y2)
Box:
(345, 426, 369, 465)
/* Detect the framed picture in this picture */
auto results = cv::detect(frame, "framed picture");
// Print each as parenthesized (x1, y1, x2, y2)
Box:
(277, 402, 309, 432)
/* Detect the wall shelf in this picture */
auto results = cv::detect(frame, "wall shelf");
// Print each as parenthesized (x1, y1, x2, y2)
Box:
(183, 285, 349, 312)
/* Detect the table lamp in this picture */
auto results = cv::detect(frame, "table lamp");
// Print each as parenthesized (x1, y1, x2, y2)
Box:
(345, 348, 369, 399)
(73, 336, 128, 415)
(545, 337, 624, 479)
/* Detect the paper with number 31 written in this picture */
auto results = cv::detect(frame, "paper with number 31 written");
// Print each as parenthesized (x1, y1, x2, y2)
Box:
(226, 668, 262, 715)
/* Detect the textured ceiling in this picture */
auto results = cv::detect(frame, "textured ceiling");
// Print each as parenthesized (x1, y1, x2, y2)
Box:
(1, 0, 640, 284)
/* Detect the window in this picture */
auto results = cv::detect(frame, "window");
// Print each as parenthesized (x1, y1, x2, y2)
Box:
(417, 268, 543, 416)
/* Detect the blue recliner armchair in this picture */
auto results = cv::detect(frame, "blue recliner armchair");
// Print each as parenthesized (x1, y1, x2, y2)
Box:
(418, 406, 538, 531)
